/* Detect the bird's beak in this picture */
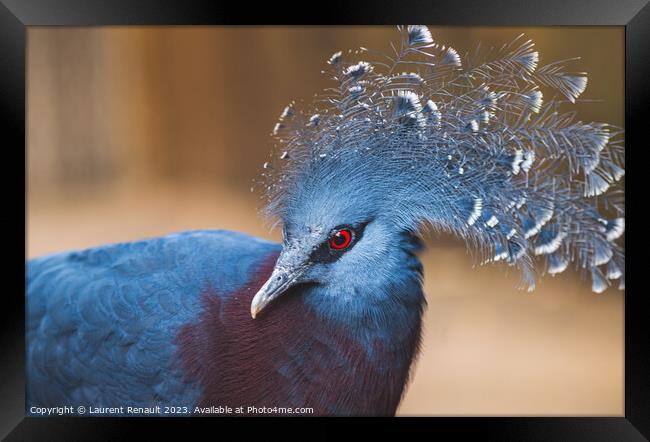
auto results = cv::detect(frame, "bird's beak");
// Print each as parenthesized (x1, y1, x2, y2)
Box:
(250, 264, 307, 319)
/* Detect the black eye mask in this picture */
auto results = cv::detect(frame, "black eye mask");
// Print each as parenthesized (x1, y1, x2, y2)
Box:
(308, 221, 369, 264)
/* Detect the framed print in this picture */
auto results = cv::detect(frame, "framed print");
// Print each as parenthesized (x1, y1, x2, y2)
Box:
(1, 0, 648, 440)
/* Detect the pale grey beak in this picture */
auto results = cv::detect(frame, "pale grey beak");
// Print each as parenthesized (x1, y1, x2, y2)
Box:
(251, 232, 321, 319)
(250, 264, 307, 319)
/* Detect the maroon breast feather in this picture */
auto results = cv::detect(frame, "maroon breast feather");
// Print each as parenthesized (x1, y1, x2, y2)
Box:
(175, 251, 419, 416)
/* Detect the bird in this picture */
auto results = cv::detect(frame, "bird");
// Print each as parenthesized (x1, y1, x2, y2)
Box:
(26, 25, 625, 417)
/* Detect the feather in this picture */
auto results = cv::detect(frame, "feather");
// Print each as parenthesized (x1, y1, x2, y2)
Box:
(606, 260, 622, 280)
(522, 204, 553, 239)
(308, 114, 320, 127)
(591, 268, 608, 294)
(517, 51, 539, 73)
(592, 241, 613, 266)
(604, 218, 625, 241)
(343, 61, 373, 79)
(510, 150, 524, 175)
(486, 216, 499, 227)
(459, 197, 483, 227)
(507, 239, 527, 263)
(534, 225, 565, 255)
(393, 90, 423, 117)
(328, 51, 342, 65)
(481, 208, 499, 228)
(584, 172, 611, 197)
(534, 60, 588, 103)
(548, 252, 569, 275)
(521, 151, 535, 173)
(493, 243, 509, 261)
(406, 25, 434, 45)
(280, 105, 294, 119)
(422, 100, 442, 128)
(441, 47, 461, 67)
(523, 89, 543, 113)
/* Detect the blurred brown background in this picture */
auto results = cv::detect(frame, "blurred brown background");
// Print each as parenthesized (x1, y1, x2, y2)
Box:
(27, 26, 624, 415)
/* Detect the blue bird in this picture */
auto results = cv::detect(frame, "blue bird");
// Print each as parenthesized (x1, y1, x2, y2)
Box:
(26, 26, 624, 416)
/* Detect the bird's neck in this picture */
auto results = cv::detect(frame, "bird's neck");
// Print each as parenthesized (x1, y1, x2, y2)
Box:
(302, 231, 425, 353)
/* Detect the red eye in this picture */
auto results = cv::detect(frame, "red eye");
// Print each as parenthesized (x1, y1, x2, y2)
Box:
(329, 229, 352, 250)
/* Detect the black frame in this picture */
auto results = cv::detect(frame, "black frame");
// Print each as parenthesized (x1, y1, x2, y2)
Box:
(1, 0, 648, 440)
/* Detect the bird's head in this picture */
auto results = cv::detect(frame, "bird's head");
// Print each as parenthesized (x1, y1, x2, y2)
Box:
(251, 25, 625, 318)
(251, 149, 424, 319)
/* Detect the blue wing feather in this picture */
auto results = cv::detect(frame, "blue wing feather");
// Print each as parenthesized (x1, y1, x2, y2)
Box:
(26, 230, 280, 411)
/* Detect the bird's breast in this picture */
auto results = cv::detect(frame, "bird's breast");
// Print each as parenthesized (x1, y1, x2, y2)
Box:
(175, 251, 419, 416)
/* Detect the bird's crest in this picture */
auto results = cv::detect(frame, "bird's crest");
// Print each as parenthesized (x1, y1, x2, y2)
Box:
(258, 25, 625, 293)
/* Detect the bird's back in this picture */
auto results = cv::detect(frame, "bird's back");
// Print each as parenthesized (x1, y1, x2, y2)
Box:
(26, 230, 280, 412)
